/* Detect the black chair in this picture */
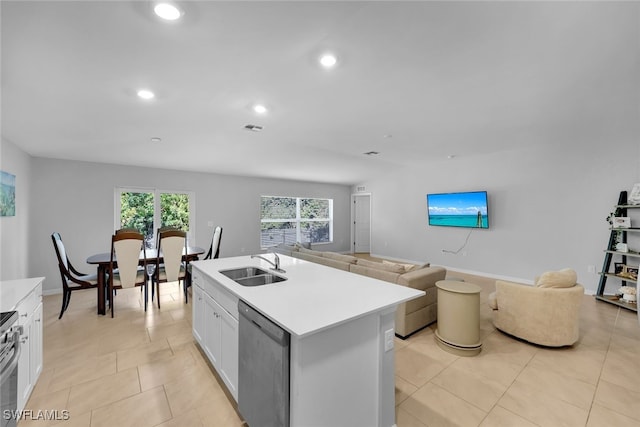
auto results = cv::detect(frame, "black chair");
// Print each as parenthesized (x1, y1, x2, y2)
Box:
(51, 232, 99, 319)
(185, 226, 222, 302)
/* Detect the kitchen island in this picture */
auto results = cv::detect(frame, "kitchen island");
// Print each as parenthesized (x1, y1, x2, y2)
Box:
(191, 254, 424, 427)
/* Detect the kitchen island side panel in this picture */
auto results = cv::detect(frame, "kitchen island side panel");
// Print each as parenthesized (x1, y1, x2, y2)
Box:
(290, 310, 395, 427)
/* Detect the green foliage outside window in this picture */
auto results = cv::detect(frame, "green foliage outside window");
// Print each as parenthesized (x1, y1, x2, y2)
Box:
(120, 191, 190, 246)
(120, 192, 154, 240)
(161, 193, 190, 231)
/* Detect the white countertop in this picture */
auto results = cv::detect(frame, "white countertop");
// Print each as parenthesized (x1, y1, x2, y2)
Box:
(0, 277, 45, 312)
(192, 255, 424, 338)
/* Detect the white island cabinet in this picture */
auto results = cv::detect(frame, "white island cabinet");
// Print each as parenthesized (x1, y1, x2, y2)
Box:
(191, 255, 424, 427)
(191, 267, 239, 400)
(1, 277, 45, 412)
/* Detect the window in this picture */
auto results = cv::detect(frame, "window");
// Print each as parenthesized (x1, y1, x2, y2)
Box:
(260, 196, 333, 248)
(115, 187, 194, 247)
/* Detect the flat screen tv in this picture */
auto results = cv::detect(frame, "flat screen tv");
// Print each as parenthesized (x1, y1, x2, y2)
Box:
(426, 191, 489, 229)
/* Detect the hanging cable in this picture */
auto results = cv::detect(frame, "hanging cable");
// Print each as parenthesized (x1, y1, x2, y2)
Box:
(442, 228, 474, 254)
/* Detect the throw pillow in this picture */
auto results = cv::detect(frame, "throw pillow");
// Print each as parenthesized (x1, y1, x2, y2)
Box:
(381, 260, 430, 273)
(297, 246, 322, 256)
(322, 252, 358, 264)
(535, 268, 577, 288)
(357, 258, 405, 274)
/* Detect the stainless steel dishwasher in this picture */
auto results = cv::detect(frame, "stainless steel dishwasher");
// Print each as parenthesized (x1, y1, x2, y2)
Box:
(238, 300, 290, 427)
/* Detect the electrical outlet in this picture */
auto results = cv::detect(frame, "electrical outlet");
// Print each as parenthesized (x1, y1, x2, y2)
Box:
(207, 221, 214, 227)
(462, 251, 467, 256)
(384, 329, 394, 352)
(587, 265, 596, 274)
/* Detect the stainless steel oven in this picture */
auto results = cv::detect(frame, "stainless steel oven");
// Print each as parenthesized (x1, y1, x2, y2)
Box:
(1, 311, 20, 427)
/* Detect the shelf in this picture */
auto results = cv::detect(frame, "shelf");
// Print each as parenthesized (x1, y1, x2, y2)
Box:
(598, 272, 638, 281)
(597, 191, 639, 313)
(615, 204, 640, 209)
(604, 250, 640, 258)
(594, 295, 638, 312)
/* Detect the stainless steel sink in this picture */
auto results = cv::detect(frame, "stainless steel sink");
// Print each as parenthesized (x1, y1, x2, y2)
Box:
(219, 267, 287, 287)
(220, 267, 271, 280)
(235, 274, 287, 287)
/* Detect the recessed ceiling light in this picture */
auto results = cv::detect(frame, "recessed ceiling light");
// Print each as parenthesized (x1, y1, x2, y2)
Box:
(137, 89, 155, 100)
(154, 3, 182, 21)
(447, 154, 456, 159)
(319, 53, 338, 68)
(253, 104, 268, 114)
(150, 137, 162, 143)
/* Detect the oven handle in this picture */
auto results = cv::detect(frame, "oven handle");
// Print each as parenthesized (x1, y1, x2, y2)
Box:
(0, 329, 21, 387)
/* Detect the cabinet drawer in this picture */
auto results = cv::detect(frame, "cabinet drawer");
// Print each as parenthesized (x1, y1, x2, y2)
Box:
(191, 267, 238, 319)
(216, 285, 238, 320)
(17, 284, 42, 324)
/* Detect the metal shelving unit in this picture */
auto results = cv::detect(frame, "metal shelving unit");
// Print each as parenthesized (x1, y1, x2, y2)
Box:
(595, 191, 638, 312)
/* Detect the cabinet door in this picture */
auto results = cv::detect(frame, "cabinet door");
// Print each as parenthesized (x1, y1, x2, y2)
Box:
(17, 314, 33, 412)
(203, 293, 221, 366)
(192, 285, 205, 344)
(30, 303, 43, 384)
(219, 309, 239, 401)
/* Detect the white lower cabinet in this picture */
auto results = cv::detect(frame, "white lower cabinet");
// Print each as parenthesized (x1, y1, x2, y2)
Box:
(15, 281, 43, 412)
(192, 267, 239, 401)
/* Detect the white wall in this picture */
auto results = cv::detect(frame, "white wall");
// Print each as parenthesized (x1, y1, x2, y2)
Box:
(355, 141, 640, 294)
(0, 139, 31, 280)
(29, 158, 352, 294)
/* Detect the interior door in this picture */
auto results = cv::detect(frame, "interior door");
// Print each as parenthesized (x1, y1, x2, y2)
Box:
(353, 195, 371, 253)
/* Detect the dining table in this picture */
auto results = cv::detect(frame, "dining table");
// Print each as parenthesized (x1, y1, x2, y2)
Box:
(86, 246, 205, 315)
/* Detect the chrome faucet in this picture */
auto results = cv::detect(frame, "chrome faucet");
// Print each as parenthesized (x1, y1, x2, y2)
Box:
(251, 250, 286, 273)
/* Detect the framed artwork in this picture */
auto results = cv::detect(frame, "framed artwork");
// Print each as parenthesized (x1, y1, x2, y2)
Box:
(0, 170, 15, 217)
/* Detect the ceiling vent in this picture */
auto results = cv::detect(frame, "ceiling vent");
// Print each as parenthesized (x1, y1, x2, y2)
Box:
(244, 124, 263, 132)
(363, 151, 379, 156)
(356, 186, 366, 192)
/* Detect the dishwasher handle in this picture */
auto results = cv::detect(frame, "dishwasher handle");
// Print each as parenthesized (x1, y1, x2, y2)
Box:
(238, 300, 290, 346)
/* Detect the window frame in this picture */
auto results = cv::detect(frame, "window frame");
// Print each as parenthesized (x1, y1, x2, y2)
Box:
(114, 187, 195, 247)
(260, 195, 333, 249)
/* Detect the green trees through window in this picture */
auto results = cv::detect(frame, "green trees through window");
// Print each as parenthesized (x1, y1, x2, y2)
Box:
(118, 189, 192, 247)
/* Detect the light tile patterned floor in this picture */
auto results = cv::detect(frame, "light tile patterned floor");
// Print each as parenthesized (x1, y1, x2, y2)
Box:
(20, 269, 640, 427)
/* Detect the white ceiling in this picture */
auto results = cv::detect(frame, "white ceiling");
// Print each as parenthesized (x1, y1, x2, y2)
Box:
(2, 1, 638, 185)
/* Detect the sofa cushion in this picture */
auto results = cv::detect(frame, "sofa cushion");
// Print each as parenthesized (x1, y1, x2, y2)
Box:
(322, 252, 358, 264)
(356, 258, 405, 274)
(349, 264, 402, 282)
(382, 260, 430, 273)
(297, 246, 323, 257)
(535, 268, 577, 288)
(293, 242, 311, 250)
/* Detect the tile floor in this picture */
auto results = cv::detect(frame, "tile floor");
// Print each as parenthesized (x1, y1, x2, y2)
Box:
(20, 270, 640, 427)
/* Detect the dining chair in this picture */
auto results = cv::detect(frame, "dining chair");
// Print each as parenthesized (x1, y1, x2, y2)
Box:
(154, 229, 188, 309)
(109, 231, 147, 317)
(185, 226, 223, 302)
(51, 232, 99, 319)
(115, 227, 139, 234)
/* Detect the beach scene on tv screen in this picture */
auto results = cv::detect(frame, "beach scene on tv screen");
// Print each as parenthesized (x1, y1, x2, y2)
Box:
(427, 192, 488, 228)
